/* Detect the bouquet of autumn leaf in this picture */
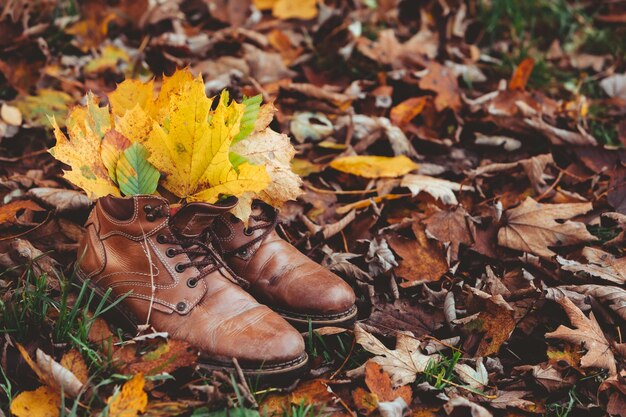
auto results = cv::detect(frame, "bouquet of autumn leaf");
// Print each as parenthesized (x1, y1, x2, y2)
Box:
(48, 69, 302, 220)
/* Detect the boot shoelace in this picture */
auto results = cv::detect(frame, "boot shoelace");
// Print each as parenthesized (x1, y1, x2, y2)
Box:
(221, 203, 279, 257)
(145, 203, 250, 288)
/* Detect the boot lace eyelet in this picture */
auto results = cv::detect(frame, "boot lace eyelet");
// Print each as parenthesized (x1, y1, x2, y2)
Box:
(239, 248, 248, 257)
(157, 234, 166, 244)
(187, 278, 198, 288)
(143, 205, 153, 213)
(146, 213, 155, 222)
(166, 248, 176, 258)
(176, 302, 186, 312)
(175, 263, 186, 273)
(243, 228, 254, 236)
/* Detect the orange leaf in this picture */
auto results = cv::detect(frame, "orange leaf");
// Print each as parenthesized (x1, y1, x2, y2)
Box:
(352, 387, 378, 415)
(60, 350, 89, 385)
(0, 200, 45, 224)
(364, 362, 412, 404)
(390, 97, 427, 126)
(509, 58, 535, 91)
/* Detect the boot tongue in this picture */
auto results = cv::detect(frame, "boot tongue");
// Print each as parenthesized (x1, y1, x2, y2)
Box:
(170, 197, 238, 239)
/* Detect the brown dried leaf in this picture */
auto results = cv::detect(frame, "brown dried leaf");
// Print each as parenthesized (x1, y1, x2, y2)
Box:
(498, 197, 597, 258)
(423, 207, 474, 261)
(546, 297, 616, 376)
(418, 62, 462, 111)
(386, 226, 448, 287)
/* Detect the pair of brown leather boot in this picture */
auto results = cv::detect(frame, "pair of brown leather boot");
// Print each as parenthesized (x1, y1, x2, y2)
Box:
(76, 195, 356, 377)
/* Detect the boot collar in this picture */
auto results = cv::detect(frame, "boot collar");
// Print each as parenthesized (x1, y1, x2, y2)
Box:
(97, 195, 171, 239)
(170, 196, 238, 238)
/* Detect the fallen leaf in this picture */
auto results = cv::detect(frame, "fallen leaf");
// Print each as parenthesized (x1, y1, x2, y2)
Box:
(355, 323, 435, 387)
(498, 197, 597, 258)
(365, 361, 412, 404)
(463, 293, 516, 356)
(107, 373, 149, 417)
(600, 72, 626, 100)
(418, 62, 461, 111)
(364, 299, 445, 338)
(557, 247, 626, 284)
(28, 188, 91, 213)
(424, 207, 474, 261)
(0, 200, 45, 225)
(330, 155, 418, 178)
(454, 359, 488, 389)
(126, 339, 198, 375)
(60, 350, 89, 385)
(271, 0, 318, 20)
(401, 174, 473, 205)
(390, 97, 427, 126)
(386, 225, 448, 286)
(36, 349, 83, 397)
(352, 387, 378, 415)
(1, 103, 22, 125)
(10, 386, 59, 417)
(509, 58, 535, 91)
(11, 89, 74, 128)
(546, 297, 616, 376)
(444, 395, 492, 417)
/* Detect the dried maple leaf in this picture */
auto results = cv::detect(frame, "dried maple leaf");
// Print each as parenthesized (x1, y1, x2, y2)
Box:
(400, 174, 473, 205)
(546, 297, 616, 376)
(498, 197, 597, 258)
(354, 324, 435, 387)
(146, 88, 269, 202)
(462, 291, 516, 356)
(230, 127, 302, 220)
(386, 225, 448, 287)
(557, 247, 626, 284)
(107, 373, 148, 417)
(365, 361, 412, 404)
(424, 207, 474, 262)
(418, 61, 462, 111)
(49, 93, 119, 199)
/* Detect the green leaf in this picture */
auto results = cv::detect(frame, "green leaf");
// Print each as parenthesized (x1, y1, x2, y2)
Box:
(228, 151, 249, 171)
(232, 94, 262, 145)
(116, 143, 160, 196)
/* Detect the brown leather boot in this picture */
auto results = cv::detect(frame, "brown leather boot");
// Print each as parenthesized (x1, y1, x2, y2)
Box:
(209, 202, 357, 328)
(76, 195, 307, 377)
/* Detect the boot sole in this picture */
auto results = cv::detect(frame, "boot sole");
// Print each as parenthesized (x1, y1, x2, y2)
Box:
(75, 268, 309, 379)
(275, 305, 358, 330)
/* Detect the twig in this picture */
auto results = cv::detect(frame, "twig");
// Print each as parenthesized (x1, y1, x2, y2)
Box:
(233, 358, 258, 408)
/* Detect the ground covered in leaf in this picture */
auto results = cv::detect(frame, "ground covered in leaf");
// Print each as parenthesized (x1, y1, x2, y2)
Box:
(1, 0, 626, 416)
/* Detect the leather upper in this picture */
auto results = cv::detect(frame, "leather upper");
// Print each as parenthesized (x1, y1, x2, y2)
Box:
(210, 204, 357, 317)
(77, 195, 305, 365)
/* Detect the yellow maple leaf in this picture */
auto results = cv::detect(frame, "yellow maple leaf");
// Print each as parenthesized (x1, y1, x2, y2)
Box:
(111, 70, 270, 203)
(107, 373, 149, 417)
(48, 93, 120, 199)
(10, 386, 60, 417)
(330, 155, 419, 178)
